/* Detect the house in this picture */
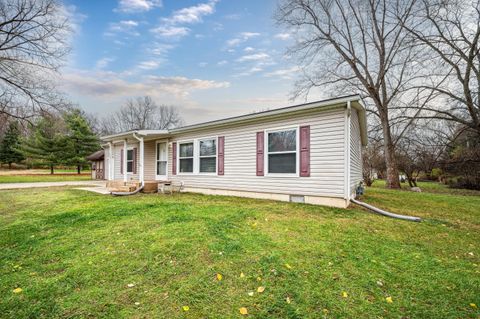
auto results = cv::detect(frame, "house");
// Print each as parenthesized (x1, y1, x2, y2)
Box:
(86, 150, 105, 180)
(100, 94, 367, 208)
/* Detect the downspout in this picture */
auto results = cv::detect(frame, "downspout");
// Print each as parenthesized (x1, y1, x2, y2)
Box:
(344, 101, 352, 204)
(108, 142, 113, 180)
(351, 198, 421, 222)
(132, 132, 144, 187)
(123, 139, 128, 183)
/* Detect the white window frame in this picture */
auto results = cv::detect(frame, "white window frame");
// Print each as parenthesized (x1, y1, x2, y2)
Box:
(176, 136, 218, 175)
(264, 126, 299, 177)
(198, 136, 218, 175)
(177, 140, 195, 174)
(155, 140, 168, 180)
(126, 147, 134, 174)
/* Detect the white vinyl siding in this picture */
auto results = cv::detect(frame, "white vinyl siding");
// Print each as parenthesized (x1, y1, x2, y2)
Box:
(168, 108, 347, 198)
(350, 109, 363, 197)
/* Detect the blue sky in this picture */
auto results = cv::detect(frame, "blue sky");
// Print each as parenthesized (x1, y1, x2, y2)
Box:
(61, 0, 323, 124)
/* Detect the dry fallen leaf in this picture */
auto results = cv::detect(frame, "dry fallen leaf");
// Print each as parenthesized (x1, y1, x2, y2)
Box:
(342, 291, 348, 298)
(240, 272, 245, 278)
(248, 291, 254, 296)
(216, 273, 223, 281)
(256, 277, 262, 281)
(286, 296, 291, 304)
(127, 283, 135, 288)
(470, 303, 477, 308)
(182, 306, 190, 311)
(285, 263, 292, 269)
(257, 286, 265, 293)
(239, 307, 248, 315)
(13, 288, 23, 294)
(386, 296, 393, 303)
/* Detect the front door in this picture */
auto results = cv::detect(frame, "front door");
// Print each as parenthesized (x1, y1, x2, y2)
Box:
(156, 141, 168, 180)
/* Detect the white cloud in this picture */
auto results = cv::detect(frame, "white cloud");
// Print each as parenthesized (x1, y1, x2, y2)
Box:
(116, 0, 162, 13)
(138, 60, 161, 70)
(234, 66, 263, 77)
(243, 46, 255, 52)
(225, 32, 261, 47)
(163, 1, 217, 24)
(105, 20, 140, 36)
(226, 38, 242, 47)
(274, 33, 291, 40)
(236, 53, 270, 62)
(95, 57, 116, 69)
(240, 32, 260, 38)
(148, 43, 175, 56)
(217, 60, 228, 66)
(264, 66, 301, 79)
(150, 1, 218, 39)
(61, 70, 230, 100)
(150, 26, 190, 38)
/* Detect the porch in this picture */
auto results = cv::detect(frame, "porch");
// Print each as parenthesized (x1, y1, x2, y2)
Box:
(102, 130, 172, 193)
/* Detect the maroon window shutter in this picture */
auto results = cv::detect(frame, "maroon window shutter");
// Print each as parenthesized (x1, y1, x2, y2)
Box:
(300, 125, 310, 177)
(218, 136, 225, 175)
(256, 132, 264, 176)
(120, 149, 123, 174)
(133, 148, 137, 174)
(172, 142, 177, 175)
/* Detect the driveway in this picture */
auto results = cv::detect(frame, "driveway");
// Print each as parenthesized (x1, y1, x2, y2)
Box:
(0, 180, 106, 190)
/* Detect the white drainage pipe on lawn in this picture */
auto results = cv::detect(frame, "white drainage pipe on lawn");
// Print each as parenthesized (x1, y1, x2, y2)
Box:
(351, 198, 422, 222)
(111, 185, 144, 196)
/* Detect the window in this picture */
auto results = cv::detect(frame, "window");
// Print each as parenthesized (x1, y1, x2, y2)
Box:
(199, 138, 216, 173)
(267, 128, 297, 174)
(156, 142, 167, 177)
(126, 149, 134, 173)
(179, 142, 194, 173)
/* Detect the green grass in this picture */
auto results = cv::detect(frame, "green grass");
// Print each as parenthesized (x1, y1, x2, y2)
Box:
(373, 179, 480, 196)
(0, 184, 479, 318)
(0, 175, 92, 183)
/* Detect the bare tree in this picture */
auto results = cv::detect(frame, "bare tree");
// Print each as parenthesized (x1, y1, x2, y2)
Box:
(402, 0, 480, 135)
(276, 0, 429, 188)
(100, 96, 184, 135)
(0, 0, 70, 121)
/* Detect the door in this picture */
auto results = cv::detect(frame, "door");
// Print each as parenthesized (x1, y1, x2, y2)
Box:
(156, 141, 168, 180)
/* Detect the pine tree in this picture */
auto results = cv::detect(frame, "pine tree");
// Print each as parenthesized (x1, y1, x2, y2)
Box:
(0, 121, 25, 169)
(63, 109, 99, 174)
(22, 116, 66, 174)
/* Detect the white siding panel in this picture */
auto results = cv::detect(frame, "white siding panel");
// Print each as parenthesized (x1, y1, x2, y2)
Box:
(168, 108, 347, 198)
(350, 109, 363, 196)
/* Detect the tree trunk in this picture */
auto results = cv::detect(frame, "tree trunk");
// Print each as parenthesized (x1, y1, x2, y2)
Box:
(8, 162, 12, 169)
(50, 164, 54, 175)
(379, 107, 401, 189)
(77, 165, 81, 174)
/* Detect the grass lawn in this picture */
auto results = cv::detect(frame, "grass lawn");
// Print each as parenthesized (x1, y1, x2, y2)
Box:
(0, 182, 479, 318)
(0, 174, 92, 184)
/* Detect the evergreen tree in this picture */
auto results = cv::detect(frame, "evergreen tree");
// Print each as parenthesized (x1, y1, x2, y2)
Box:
(22, 116, 66, 174)
(0, 121, 25, 168)
(63, 109, 99, 174)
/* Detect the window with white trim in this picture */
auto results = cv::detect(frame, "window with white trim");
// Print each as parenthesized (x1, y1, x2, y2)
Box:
(267, 128, 297, 174)
(126, 149, 134, 173)
(179, 142, 194, 173)
(199, 138, 216, 173)
(156, 142, 167, 176)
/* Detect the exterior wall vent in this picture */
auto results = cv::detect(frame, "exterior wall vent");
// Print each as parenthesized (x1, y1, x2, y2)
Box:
(290, 195, 305, 203)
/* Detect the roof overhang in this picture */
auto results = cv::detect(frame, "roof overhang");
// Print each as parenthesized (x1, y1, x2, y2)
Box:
(101, 130, 170, 143)
(100, 95, 368, 146)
